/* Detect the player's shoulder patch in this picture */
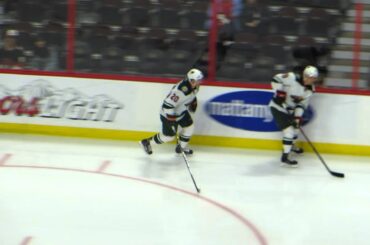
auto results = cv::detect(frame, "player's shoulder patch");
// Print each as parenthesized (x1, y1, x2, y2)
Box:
(181, 84, 189, 93)
(178, 80, 192, 95)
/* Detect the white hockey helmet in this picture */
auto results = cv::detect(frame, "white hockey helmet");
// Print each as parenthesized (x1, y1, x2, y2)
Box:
(303, 66, 319, 78)
(187, 68, 204, 82)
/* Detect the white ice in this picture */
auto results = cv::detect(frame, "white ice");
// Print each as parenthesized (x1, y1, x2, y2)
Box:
(0, 133, 369, 245)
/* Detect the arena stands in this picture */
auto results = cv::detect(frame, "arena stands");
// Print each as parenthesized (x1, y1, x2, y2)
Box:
(1, 0, 366, 88)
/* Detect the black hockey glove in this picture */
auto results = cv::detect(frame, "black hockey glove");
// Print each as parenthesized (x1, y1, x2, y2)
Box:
(274, 90, 287, 105)
(189, 98, 197, 112)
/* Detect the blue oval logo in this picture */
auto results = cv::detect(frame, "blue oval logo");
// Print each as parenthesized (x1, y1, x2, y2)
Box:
(205, 91, 314, 132)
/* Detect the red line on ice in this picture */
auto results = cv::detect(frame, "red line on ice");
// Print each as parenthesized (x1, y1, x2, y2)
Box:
(1, 164, 268, 245)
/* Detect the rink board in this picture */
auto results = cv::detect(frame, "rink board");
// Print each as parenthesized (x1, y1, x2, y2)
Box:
(0, 73, 369, 155)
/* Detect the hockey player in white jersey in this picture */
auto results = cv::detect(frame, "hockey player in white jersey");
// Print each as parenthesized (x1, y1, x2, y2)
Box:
(140, 68, 204, 155)
(269, 65, 319, 166)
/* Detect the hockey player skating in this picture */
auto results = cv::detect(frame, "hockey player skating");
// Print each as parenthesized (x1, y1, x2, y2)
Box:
(140, 68, 204, 155)
(269, 65, 319, 166)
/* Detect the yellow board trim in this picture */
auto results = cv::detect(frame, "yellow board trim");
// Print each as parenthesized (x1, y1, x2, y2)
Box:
(1, 123, 369, 156)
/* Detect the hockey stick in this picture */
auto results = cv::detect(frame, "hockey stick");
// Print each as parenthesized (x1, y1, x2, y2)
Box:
(299, 128, 345, 178)
(172, 123, 201, 193)
(179, 149, 201, 193)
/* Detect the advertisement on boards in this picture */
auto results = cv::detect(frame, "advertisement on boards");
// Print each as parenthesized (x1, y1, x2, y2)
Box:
(204, 90, 314, 132)
(0, 79, 123, 122)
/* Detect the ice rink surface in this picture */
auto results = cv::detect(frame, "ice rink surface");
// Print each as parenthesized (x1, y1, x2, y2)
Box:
(0, 133, 369, 245)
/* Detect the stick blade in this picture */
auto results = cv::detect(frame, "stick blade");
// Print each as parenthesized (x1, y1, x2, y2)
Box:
(331, 171, 345, 178)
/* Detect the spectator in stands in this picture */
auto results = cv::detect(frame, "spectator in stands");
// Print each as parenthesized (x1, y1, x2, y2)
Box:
(205, 0, 243, 32)
(193, 29, 234, 78)
(292, 45, 330, 84)
(241, 0, 265, 34)
(0, 30, 26, 69)
(28, 36, 59, 71)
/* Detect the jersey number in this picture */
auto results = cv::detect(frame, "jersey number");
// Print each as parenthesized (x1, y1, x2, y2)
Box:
(169, 93, 179, 102)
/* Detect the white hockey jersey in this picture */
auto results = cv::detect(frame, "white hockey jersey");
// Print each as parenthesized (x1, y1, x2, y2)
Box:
(269, 72, 314, 117)
(160, 79, 199, 121)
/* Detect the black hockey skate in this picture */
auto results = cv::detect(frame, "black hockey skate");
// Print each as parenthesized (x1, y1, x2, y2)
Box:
(140, 139, 152, 155)
(292, 145, 304, 154)
(175, 144, 193, 155)
(281, 153, 298, 167)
